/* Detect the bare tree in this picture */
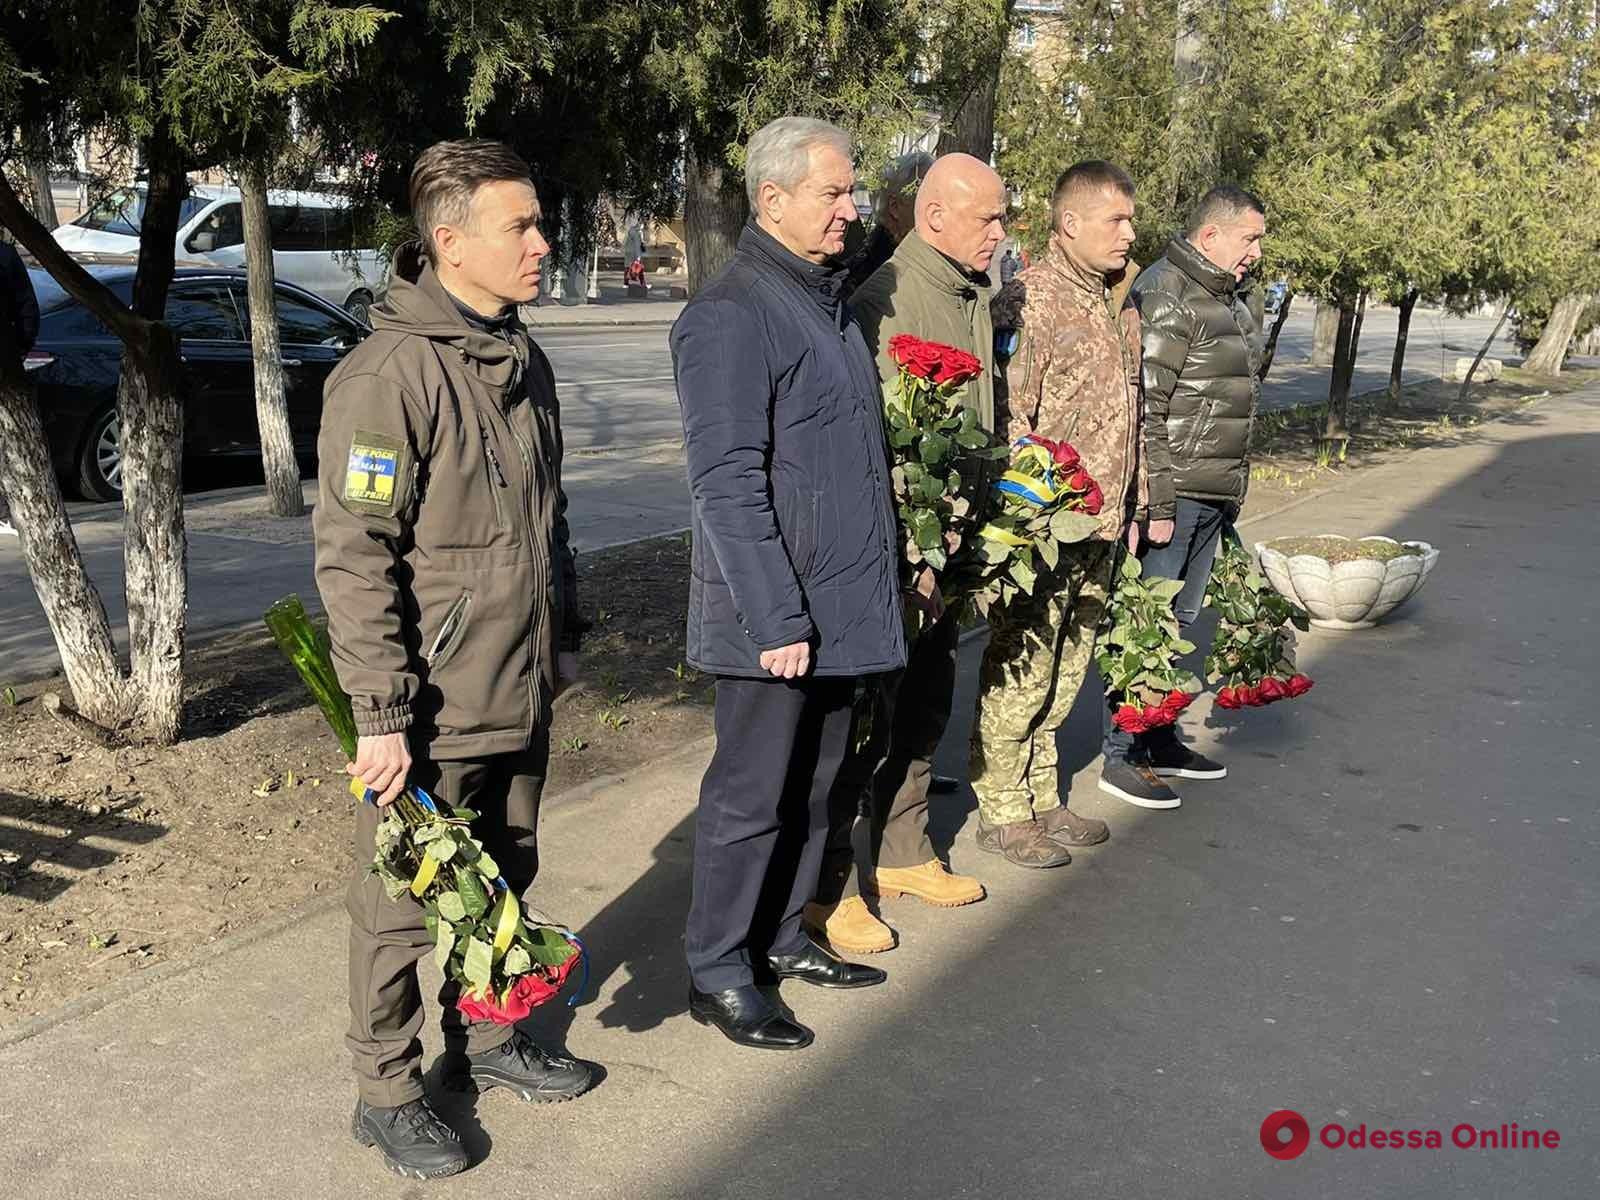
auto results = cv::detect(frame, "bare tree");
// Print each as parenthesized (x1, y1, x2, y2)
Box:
(240, 162, 303, 516)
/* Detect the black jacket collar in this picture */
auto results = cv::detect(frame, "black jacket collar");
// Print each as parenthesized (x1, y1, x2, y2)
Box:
(1168, 235, 1239, 299)
(739, 220, 849, 313)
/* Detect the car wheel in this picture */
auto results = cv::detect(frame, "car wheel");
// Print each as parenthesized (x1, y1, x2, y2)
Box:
(345, 290, 374, 327)
(76, 406, 124, 502)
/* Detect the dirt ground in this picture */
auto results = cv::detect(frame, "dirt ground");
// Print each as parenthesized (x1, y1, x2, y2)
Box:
(4, 365, 1597, 1031)
(0, 533, 708, 1030)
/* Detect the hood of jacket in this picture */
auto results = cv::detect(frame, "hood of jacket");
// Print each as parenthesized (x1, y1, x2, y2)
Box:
(370, 242, 523, 393)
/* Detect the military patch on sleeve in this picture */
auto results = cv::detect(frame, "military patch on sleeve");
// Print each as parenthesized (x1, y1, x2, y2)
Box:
(343, 430, 405, 515)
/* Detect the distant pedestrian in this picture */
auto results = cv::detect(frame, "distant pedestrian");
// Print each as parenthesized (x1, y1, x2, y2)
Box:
(673, 116, 903, 1052)
(1096, 185, 1267, 811)
(841, 149, 933, 300)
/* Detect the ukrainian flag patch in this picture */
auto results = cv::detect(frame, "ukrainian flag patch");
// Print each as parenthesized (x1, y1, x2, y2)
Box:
(343, 430, 404, 514)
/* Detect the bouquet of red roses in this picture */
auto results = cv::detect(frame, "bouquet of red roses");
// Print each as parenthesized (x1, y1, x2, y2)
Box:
(1202, 539, 1314, 710)
(942, 433, 1104, 619)
(265, 595, 584, 1023)
(881, 333, 1003, 580)
(1095, 555, 1201, 730)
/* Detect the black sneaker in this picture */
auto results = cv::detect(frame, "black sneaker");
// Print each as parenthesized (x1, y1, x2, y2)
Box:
(457, 1029, 593, 1103)
(351, 1097, 468, 1180)
(1097, 757, 1181, 810)
(1146, 742, 1227, 780)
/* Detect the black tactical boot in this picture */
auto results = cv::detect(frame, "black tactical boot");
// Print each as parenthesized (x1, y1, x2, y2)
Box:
(457, 1029, 593, 1102)
(351, 1097, 469, 1180)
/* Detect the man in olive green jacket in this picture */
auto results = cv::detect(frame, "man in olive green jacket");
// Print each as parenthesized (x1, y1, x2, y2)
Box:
(810, 154, 1004, 954)
(314, 141, 590, 1180)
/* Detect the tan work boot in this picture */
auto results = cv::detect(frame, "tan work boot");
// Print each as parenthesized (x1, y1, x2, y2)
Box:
(867, 859, 985, 907)
(803, 896, 895, 954)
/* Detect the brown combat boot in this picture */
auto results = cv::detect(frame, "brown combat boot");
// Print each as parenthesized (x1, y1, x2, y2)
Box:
(1040, 804, 1110, 847)
(867, 859, 985, 907)
(975, 815, 1073, 869)
(803, 896, 895, 954)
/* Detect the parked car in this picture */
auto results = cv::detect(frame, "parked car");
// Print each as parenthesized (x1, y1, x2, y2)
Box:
(1264, 278, 1289, 315)
(23, 263, 366, 501)
(51, 184, 387, 322)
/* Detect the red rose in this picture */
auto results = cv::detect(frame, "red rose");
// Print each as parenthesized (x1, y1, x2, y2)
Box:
(933, 346, 984, 386)
(1051, 440, 1082, 470)
(1081, 485, 1104, 515)
(1162, 689, 1193, 713)
(1216, 686, 1241, 709)
(889, 335, 944, 380)
(888, 333, 926, 371)
(1258, 677, 1287, 703)
(1066, 468, 1093, 491)
(455, 947, 581, 1025)
(1142, 704, 1175, 729)
(1242, 685, 1267, 707)
(1112, 703, 1148, 733)
(1286, 674, 1315, 697)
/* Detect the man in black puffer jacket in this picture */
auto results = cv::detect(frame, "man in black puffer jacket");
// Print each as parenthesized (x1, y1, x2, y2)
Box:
(1098, 185, 1267, 812)
(673, 117, 903, 1053)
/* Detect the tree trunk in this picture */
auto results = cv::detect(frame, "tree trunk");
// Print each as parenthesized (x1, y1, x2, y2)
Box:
(1458, 300, 1513, 404)
(117, 135, 189, 744)
(1387, 288, 1419, 405)
(935, 0, 1014, 162)
(241, 162, 303, 517)
(0, 319, 130, 729)
(684, 145, 748, 298)
(1323, 299, 1358, 438)
(1349, 289, 1368, 364)
(1524, 292, 1590, 376)
(1167, 0, 1216, 215)
(1259, 291, 1294, 379)
(27, 159, 58, 229)
(1309, 300, 1340, 366)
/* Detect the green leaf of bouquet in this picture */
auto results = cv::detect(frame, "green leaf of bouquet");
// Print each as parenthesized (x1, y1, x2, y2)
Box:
(922, 546, 947, 571)
(463, 937, 493, 989)
(1150, 578, 1186, 603)
(890, 427, 917, 448)
(457, 870, 489, 917)
(1173, 639, 1197, 655)
(1037, 536, 1059, 570)
(503, 944, 532, 977)
(919, 431, 951, 464)
(426, 836, 457, 863)
(475, 852, 500, 880)
(527, 926, 577, 968)
(1121, 556, 1143, 580)
(1048, 508, 1100, 544)
(434, 924, 456, 973)
(436, 891, 467, 923)
(1009, 558, 1036, 594)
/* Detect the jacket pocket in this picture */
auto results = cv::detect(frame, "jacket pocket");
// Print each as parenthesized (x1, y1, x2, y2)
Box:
(778, 489, 819, 579)
(426, 589, 473, 670)
(477, 419, 510, 531)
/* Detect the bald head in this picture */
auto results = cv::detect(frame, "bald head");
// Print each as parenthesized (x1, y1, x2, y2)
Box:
(915, 153, 1008, 276)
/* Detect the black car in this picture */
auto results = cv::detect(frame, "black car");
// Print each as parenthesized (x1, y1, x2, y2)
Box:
(24, 263, 366, 501)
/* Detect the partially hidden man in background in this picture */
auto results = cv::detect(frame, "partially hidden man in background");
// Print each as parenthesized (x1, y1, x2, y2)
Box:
(809, 152, 1006, 955)
(672, 116, 904, 1051)
(314, 140, 591, 1180)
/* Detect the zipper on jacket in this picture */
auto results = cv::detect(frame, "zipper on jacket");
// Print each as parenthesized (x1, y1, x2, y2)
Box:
(426, 590, 473, 668)
(481, 426, 508, 526)
(503, 370, 551, 740)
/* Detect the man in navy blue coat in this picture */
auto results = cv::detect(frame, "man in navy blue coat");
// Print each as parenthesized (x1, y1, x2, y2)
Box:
(672, 117, 906, 1050)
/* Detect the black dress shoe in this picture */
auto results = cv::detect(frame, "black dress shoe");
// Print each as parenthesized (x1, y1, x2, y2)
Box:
(689, 984, 814, 1050)
(767, 938, 887, 989)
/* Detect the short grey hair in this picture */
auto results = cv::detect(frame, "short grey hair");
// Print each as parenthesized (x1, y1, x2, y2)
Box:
(744, 117, 853, 207)
(874, 150, 934, 217)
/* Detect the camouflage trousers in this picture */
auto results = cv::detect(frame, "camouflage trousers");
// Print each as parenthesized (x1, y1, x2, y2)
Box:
(970, 541, 1116, 826)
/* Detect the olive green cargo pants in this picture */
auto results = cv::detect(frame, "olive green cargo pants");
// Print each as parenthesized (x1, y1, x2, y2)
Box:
(970, 542, 1115, 827)
(345, 735, 548, 1107)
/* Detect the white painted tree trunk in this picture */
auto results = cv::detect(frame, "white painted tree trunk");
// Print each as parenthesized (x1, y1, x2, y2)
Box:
(1524, 293, 1591, 376)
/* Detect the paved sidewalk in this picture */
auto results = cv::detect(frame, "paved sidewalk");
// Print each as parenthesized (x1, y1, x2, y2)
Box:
(2, 387, 1596, 1197)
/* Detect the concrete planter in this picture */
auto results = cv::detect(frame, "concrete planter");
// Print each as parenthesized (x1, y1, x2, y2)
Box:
(1254, 536, 1440, 630)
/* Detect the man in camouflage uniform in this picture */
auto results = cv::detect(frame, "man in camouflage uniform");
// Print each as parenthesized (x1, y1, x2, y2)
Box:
(973, 160, 1150, 869)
